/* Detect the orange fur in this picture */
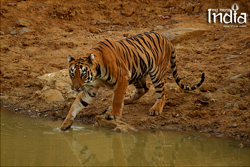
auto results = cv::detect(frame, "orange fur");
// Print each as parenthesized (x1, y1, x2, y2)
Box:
(60, 32, 205, 131)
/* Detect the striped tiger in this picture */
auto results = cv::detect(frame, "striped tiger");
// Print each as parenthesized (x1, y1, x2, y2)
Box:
(60, 32, 205, 131)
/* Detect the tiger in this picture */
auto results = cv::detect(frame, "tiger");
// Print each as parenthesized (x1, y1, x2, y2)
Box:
(60, 32, 205, 131)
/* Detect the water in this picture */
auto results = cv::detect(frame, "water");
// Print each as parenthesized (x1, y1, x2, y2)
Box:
(1, 109, 249, 166)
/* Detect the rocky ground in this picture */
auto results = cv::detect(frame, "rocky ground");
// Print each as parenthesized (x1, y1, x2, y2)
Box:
(1, 0, 249, 144)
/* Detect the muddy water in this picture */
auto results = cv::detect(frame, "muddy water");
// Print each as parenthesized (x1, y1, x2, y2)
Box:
(1, 109, 249, 166)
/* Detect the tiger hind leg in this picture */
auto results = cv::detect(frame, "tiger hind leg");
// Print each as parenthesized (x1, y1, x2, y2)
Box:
(149, 77, 166, 116)
(124, 77, 149, 105)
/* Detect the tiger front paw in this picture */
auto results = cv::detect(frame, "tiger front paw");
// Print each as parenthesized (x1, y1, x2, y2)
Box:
(149, 106, 162, 116)
(105, 110, 122, 120)
(60, 119, 73, 131)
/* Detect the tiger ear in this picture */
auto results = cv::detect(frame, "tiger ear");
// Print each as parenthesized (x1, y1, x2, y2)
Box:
(67, 55, 75, 63)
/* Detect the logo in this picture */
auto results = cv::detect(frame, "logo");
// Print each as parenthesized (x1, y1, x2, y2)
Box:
(208, 3, 247, 27)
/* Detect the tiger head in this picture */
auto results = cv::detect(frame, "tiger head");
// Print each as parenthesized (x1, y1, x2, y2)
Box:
(67, 53, 96, 91)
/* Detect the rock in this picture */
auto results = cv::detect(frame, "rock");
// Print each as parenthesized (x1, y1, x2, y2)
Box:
(112, 18, 123, 25)
(35, 69, 76, 100)
(210, 99, 216, 102)
(67, 92, 77, 99)
(216, 134, 224, 138)
(40, 89, 64, 102)
(40, 86, 51, 92)
(165, 82, 178, 91)
(38, 5, 45, 9)
(96, 19, 110, 24)
(224, 102, 231, 108)
(89, 26, 99, 34)
(56, 7, 70, 17)
(55, 80, 71, 94)
(19, 28, 35, 35)
(161, 28, 208, 44)
(7, 3, 17, 6)
(202, 92, 211, 101)
(232, 52, 239, 55)
(193, 6, 201, 13)
(239, 103, 247, 110)
(35, 74, 51, 88)
(94, 115, 137, 132)
(34, 69, 71, 88)
(0, 96, 9, 101)
(185, 5, 194, 14)
(214, 36, 219, 41)
(15, 18, 32, 27)
(0, 31, 4, 35)
(199, 84, 216, 92)
(35, 90, 41, 95)
(232, 123, 237, 128)
(172, 19, 179, 23)
(121, 2, 137, 17)
(196, 49, 202, 54)
(225, 54, 237, 60)
(230, 74, 242, 81)
(154, 26, 164, 31)
(234, 101, 241, 109)
(94, 115, 117, 128)
(22, 41, 31, 46)
(10, 30, 17, 35)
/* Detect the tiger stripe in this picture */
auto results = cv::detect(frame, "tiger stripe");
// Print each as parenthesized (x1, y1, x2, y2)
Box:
(60, 32, 205, 131)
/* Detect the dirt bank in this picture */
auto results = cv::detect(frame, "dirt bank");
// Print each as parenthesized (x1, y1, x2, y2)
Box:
(1, 0, 249, 143)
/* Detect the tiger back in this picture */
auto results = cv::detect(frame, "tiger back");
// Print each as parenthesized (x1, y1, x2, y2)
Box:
(60, 32, 205, 131)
